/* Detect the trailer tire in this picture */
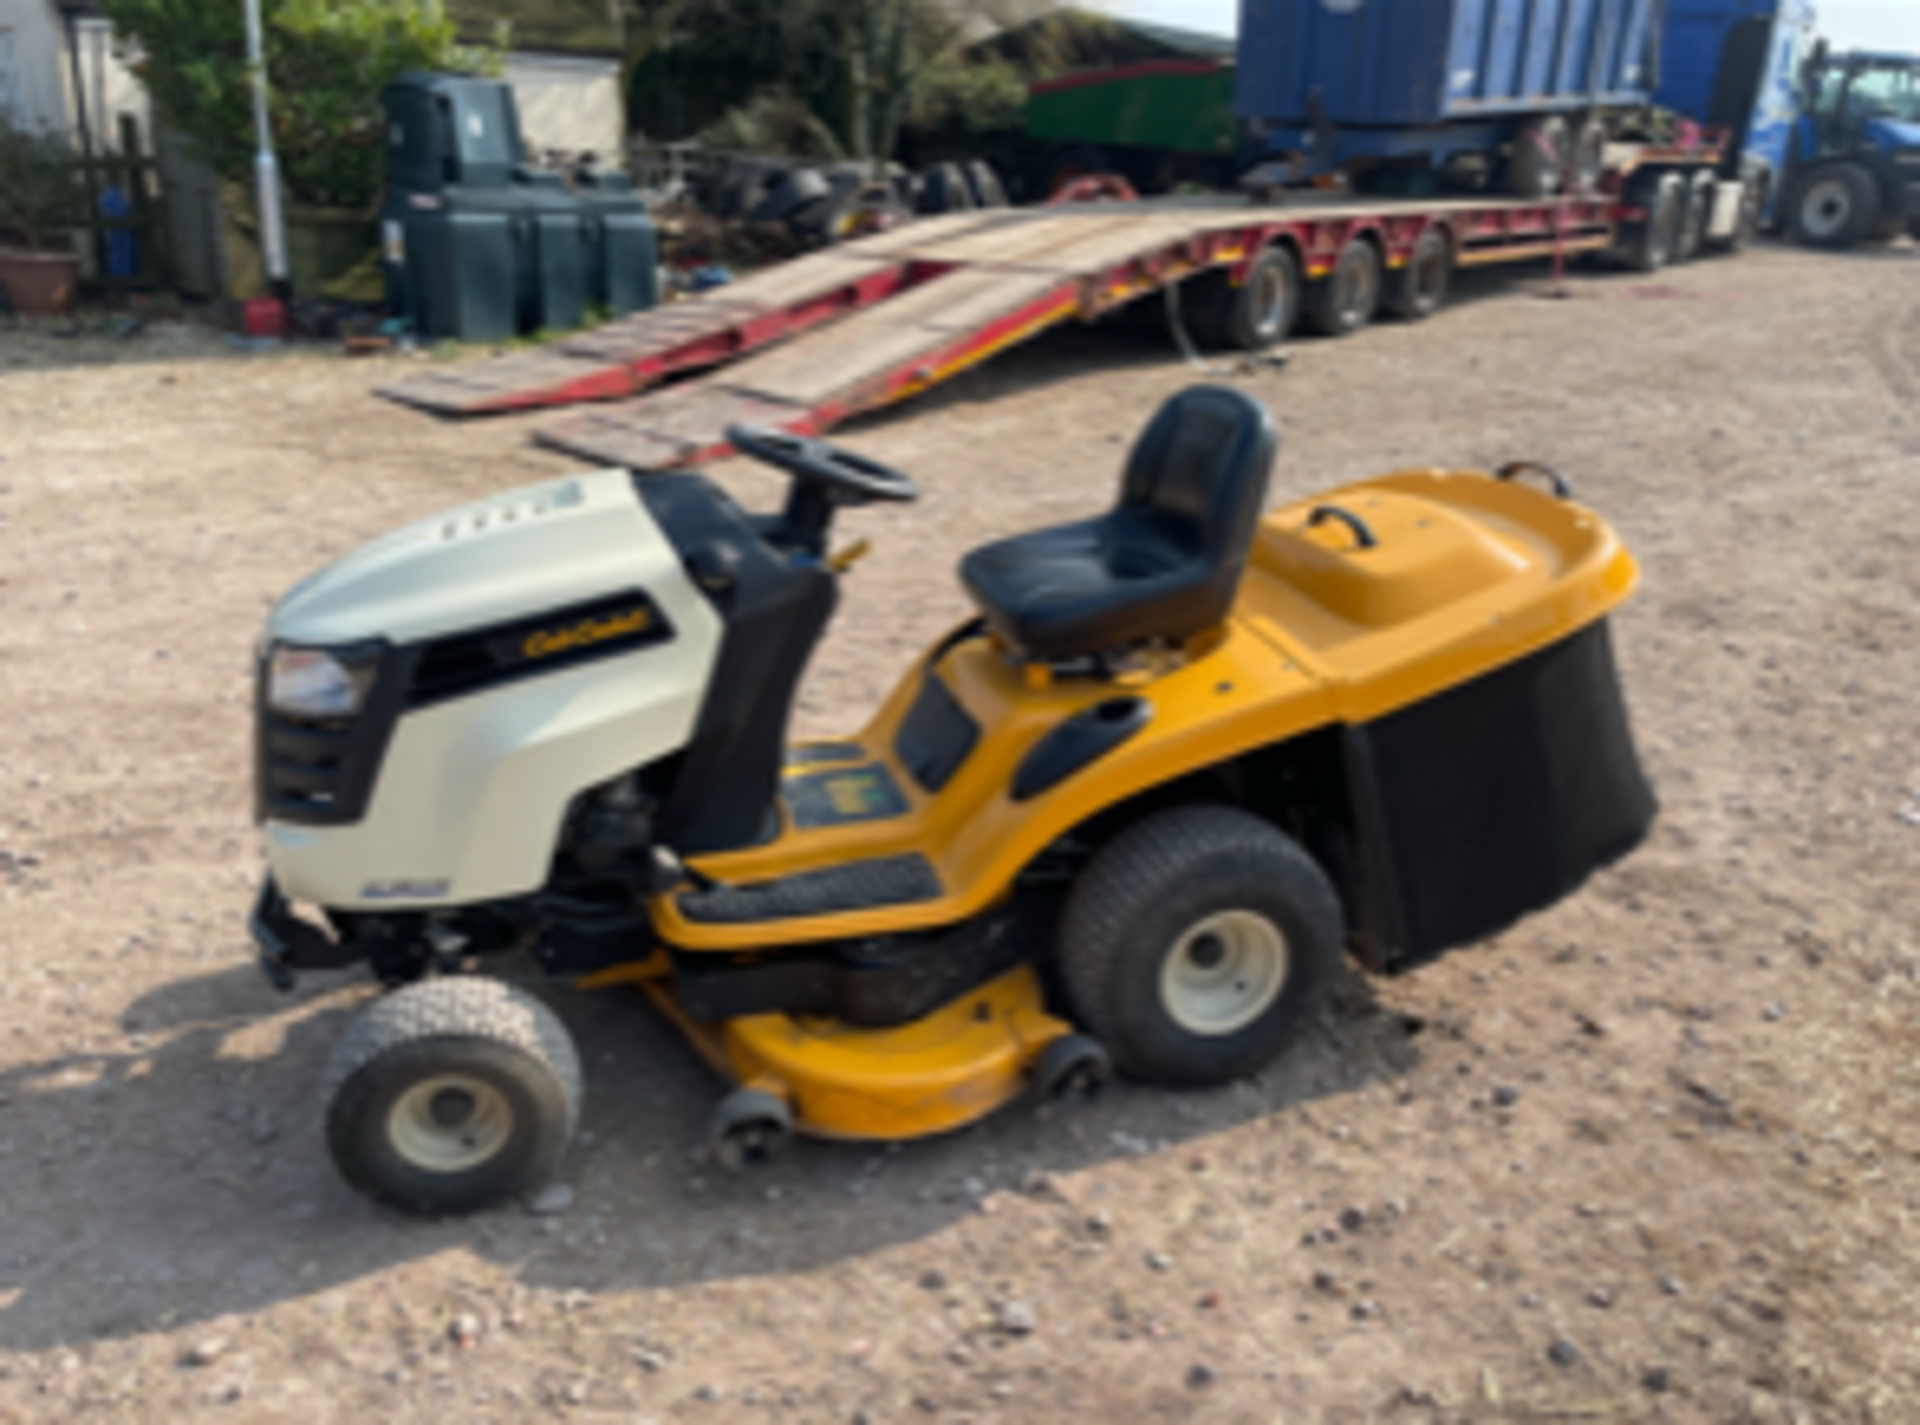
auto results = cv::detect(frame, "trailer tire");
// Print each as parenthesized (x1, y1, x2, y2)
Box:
(1383, 226, 1452, 321)
(1055, 806, 1344, 1088)
(1509, 115, 1569, 199)
(324, 978, 582, 1216)
(1674, 171, 1715, 263)
(1305, 238, 1382, 337)
(1620, 172, 1684, 272)
(1786, 162, 1879, 247)
(1213, 244, 1301, 350)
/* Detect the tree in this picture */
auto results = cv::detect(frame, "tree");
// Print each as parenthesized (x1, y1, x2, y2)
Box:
(627, 0, 1063, 163)
(99, 0, 500, 210)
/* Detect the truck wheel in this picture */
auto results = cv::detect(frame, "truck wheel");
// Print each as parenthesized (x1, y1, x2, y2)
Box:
(1305, 238, 1381, 337)
(324, 978, 582, 1216)
(1674, 171, 1716, 263)
(1509, 114, 1569, 199)
(1787, 163, 1879, 247)
(1568, 116, 1607, 194)
(1054, 806, 1344, 1087)
(1621, 172, 1684, 272)
(1383, 226, 1452, 321)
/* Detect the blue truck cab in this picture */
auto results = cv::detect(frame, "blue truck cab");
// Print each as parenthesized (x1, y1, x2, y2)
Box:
(1657, 1, 1919, 244)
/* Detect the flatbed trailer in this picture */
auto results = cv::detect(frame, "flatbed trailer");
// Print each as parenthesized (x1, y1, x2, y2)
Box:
(381, 146, 1739, 471)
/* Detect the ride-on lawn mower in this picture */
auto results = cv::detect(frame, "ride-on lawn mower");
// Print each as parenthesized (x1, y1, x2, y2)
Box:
(249, 387, 1656, 1215)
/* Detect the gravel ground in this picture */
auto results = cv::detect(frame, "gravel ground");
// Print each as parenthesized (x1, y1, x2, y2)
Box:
(1, 235, 1917, 1422)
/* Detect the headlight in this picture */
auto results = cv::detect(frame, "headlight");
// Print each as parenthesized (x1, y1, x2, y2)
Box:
(267, 645, 379, 719)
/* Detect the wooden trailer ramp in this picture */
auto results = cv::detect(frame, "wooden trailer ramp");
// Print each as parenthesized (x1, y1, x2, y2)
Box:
(379, 194, 1619, 467)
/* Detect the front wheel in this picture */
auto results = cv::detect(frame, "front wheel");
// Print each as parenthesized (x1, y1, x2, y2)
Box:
(324, 978, 583, 1216)
(1054, 806, 1345, 1087)
(1786, 163, 1879, 248)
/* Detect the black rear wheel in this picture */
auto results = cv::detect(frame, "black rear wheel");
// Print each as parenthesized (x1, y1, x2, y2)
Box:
(1054, 806, 1344, 1087)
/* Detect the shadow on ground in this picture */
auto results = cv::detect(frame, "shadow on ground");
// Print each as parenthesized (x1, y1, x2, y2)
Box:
(0, 954, 1422, 1352)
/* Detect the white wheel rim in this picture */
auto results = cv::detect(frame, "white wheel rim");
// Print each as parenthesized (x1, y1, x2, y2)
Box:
(388, 1073, 513, 1173)
(1801, 180, 1851, 239)
(1159, 910, 1291, 1036)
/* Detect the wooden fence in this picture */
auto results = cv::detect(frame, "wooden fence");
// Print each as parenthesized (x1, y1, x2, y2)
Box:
(63, 115, 172, 290)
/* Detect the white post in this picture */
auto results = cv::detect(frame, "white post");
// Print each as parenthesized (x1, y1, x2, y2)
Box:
(244, 0, 288, 289)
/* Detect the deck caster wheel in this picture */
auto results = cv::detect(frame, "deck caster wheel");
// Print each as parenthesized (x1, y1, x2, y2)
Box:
(323, 978, 583, 1217)
(710, 1087, 794, 1172)
(1036, 1034, 1112, 1103)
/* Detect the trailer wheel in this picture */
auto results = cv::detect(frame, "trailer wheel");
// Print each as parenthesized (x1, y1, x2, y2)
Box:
(1569, 116, 1607, 195)
(1674, 171, 1716, 263)
(1305, 238, 1381, 337)
(1055, 806, 1344, 1087)
(1620, 172, 1684, 272)
(324, 978, 582, 1216)
(1786, 162, 1879, 247)
(1383, 226, 1452, 321)
(1230, 244, 1300, 349)
(1509, 115, 1569, 199)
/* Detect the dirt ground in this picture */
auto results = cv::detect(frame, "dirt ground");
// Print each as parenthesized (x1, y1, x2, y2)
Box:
(2, 235, 1918, 1423)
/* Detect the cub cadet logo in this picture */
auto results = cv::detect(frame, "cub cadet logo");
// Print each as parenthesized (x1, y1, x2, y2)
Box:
(523, 607, 651, 659)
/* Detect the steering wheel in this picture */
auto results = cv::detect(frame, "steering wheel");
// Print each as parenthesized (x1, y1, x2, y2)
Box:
(726, 424, 920, 507)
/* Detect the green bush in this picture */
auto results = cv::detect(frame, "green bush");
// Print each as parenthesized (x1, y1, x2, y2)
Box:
(0, 121, 87, 251)
(99, 0, 500, 211)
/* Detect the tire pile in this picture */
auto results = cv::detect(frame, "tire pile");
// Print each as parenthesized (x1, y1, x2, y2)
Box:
(691, 155, 1011, 250)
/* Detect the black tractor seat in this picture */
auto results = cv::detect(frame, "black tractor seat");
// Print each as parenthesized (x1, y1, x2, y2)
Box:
(959, 386, 1277, 663)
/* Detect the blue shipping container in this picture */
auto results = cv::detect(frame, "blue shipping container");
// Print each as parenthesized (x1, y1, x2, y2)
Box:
(1238, 0, 1662, 127)
(1238, 0, 1664, 179)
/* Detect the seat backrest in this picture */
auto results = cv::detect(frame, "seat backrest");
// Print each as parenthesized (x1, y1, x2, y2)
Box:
(1119, 385, 1277, 566)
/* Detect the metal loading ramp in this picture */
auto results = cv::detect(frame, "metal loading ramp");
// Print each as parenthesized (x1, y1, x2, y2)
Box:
(377, 195, 1620, 467)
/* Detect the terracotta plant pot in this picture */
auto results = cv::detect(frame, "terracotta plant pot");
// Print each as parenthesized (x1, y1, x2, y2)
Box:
(0, 247, 81, 317)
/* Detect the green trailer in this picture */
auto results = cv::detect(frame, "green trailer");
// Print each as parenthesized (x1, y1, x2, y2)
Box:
(1025, 60, 1240, 195)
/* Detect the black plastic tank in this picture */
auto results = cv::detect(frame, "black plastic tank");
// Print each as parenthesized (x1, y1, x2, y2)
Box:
(379, 72, 656, 341)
